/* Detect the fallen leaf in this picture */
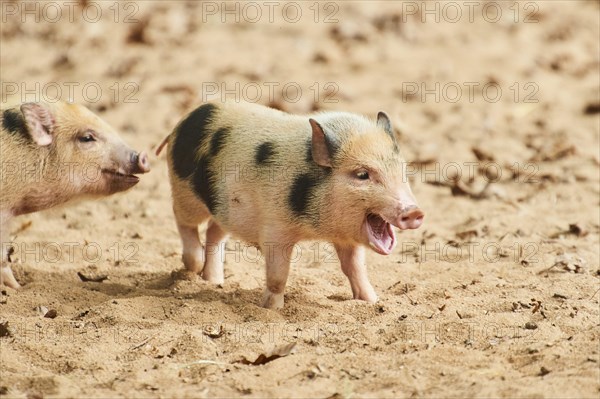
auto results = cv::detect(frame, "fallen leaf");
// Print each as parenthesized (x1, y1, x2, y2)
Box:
(472, 147, 495, 162)
(456, 230, 478, 240)
(525, 322, 538, 330)
(445, 180, 493, 200)
(44, 309, 58, 319)
(554, 253, 586, 273)
(77, 271, 108, 282)
(529, 140, 576, 162)
(550, 223, 588, 238)
(13, 220, 33, 235)
(235, 342, 297, 366)
(567, 223, 587, 237)
(531, 300, 542, 314)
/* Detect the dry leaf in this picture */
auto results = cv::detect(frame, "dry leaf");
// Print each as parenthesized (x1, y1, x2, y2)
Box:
(44, 309, 58, 319)
(13, 220, 33, 235)
(77, 271, 108, 283)
(567, 223, 588, 237)
(550, 223, 588, 238)
(236, 342, 297, 366)
(554, 253, 586, 273)
(456, 230, 478, 240)
(472, 147, 495, 162)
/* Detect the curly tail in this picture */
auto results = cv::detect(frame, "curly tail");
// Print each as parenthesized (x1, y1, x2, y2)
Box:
(155, 134, 170, 156)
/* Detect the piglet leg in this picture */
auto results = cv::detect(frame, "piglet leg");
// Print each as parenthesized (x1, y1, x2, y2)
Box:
(261, 241, 294, 309)
(335, 244, 377, 303)
(176, 222, 205, 274)
(1, 217, 20, 289)
(202, 220, 229, 284)
(0, 264, 20, 289)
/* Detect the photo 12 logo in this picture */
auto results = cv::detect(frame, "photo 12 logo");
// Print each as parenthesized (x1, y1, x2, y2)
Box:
(401, 81, 539, 104)
(399, 240, 539, 265)
(201, 81, 339, 104)
(405, 161, 540, 185)
(2, 241, 138, 265)
(1, 81, 139, 104)
(396, 320, 541, 344)
(400, 1, 540, 24)
(2, 160, 111, 185)
(199, 2, 340, 24)
(1, 1, 139, 24)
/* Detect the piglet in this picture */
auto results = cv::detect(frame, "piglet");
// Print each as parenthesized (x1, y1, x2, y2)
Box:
(157, 102, 423, 309)
(0, 101, 150, 288)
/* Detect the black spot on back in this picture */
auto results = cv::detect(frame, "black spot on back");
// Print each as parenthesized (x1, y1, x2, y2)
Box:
(2, 109, 28, 138)
(172, 104, 217, 179)
(210, 127, 229, 157)
(255, 142, 276, 165)
(192, 155, 218, 214)
(288, 173, 319, 216)
(305, 139, 313, 163)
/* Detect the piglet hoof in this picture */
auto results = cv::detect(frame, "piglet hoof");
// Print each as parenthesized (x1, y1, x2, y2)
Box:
(182, 253, 204, 274)
(1, 265, 21, 289)
(201, 272, 224, 285)
(354, 291, 378, 304)
(261, 290, 284, 309)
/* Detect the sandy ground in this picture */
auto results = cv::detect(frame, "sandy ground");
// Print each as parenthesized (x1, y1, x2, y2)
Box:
(1, 1, 599, 398)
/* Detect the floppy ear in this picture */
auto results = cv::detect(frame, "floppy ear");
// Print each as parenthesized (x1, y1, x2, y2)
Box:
(377, 111, 395, 141)
(309, 118, 337, 168)
(20, 102, 55, 146)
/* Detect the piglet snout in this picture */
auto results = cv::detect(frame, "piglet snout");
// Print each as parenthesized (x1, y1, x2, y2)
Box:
(397, 207, 424, 230)
(131, 151, 150, 174)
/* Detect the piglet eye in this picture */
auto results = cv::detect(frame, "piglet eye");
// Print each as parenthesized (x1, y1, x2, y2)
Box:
(355, 170, 370, 180)
(78, 132, 96, 143)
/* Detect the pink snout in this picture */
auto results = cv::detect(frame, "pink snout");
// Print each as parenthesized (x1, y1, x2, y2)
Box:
(133, 151, 151, 174)
(398, 207, 424, 230)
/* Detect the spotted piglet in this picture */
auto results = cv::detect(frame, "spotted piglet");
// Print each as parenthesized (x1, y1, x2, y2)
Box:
(0, 102, 150, 288)
(157, 102, 423, 309)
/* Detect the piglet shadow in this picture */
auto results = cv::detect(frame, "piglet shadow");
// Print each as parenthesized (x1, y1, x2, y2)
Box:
(16, 266, 339, 324)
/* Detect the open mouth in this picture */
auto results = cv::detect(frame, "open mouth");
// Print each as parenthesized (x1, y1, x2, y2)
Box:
(102, 169, 140, 184)
(365, 213, 396, 255)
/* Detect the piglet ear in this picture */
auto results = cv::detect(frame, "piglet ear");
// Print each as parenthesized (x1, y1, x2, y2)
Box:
(377, 111, 395, 141)
(310, 118, 334, 168)
(20, 102, 54, 146)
